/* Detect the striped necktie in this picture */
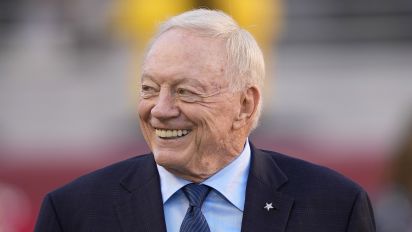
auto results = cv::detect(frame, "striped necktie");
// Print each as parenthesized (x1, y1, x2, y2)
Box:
(180, 183, 211, 232)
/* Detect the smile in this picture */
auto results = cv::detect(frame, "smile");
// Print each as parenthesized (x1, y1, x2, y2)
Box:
(155, 129, 190, 139)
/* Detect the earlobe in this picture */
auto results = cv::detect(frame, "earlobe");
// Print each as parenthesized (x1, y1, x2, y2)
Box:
(232, 86, 260, 130)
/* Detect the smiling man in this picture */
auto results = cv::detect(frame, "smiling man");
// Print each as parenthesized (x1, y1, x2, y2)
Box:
(35, 9, 375, 232)
(138, 26, 258, 183)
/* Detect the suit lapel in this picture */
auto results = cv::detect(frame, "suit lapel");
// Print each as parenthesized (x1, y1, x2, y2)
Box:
(112, 146, 294, 232)
(115, 155, 167, 232)
(241, 145, 294, 232)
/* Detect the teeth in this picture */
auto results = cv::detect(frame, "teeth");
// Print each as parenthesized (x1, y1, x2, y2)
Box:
(155, 129, 190, 138)
(166, 130, 172, 137)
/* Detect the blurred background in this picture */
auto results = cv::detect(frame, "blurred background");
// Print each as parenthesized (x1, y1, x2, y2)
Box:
(1, 0, 412, 231)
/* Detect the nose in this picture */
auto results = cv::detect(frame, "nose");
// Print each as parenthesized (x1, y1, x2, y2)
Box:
(151, 88, 180, 119)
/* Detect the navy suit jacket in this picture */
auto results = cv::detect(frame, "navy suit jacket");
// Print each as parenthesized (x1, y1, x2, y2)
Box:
(35, 144, 375, 231)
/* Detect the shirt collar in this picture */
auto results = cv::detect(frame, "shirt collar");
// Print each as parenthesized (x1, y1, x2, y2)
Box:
(157, 165, 191, 204)
(157, 139, 251, 211)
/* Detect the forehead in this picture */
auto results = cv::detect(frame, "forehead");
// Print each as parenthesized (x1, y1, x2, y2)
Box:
(142, 29, 227, 85)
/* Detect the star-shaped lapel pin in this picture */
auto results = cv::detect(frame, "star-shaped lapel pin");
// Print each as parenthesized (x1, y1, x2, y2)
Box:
(264, 202, 274, 211)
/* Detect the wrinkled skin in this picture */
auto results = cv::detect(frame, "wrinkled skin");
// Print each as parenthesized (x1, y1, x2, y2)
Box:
(138, 29, 259, 182)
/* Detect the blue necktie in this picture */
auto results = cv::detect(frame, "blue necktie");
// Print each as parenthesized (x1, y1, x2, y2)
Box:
(180, 184, 211, 232)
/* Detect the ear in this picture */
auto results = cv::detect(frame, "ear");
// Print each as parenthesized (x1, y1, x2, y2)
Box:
(232, 86, 261, 130)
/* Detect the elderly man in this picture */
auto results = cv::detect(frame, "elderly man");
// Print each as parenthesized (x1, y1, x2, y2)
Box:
(35, 9, 375, 232)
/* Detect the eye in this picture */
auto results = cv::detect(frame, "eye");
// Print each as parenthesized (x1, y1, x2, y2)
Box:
(176, 88, 202, 103)
(141, 85, 153, 91)
(140, 84, 158, 98)
(141, 84, 159, 93)
(177, 88, 191, 95)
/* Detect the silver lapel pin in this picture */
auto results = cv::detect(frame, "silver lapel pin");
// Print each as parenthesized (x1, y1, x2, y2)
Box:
(264, 202, 274, 211)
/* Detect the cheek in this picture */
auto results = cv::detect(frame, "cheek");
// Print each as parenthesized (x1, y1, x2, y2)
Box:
(137, 101, 154, 137)
(137, 101, 155, 146)
(188, 105, 235, 136)
(137, 100, 152, 120)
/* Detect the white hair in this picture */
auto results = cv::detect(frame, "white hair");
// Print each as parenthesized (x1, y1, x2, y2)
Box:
(147, 9, 265, 130)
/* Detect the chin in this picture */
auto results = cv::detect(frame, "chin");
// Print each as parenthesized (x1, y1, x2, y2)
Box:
(153, 150, 182, 167)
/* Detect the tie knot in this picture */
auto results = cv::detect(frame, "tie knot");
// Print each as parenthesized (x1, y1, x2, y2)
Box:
(182, 184, 211, 207)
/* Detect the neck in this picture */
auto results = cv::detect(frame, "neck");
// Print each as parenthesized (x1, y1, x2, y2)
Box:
(166, 138, 247, 183)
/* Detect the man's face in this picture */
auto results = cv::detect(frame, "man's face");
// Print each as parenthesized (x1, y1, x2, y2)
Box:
(138, 29, 246, 182)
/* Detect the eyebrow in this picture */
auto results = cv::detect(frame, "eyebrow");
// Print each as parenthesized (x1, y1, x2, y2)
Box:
(141, 74, 209, 92)
(178, 78, 205, 87)
(140, 74, 154, 81)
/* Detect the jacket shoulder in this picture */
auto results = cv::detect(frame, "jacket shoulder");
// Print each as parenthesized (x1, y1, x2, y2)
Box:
(255, 149, 376, 231)
(49, 153, 154, 197)
(259, 149, 365, 195)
